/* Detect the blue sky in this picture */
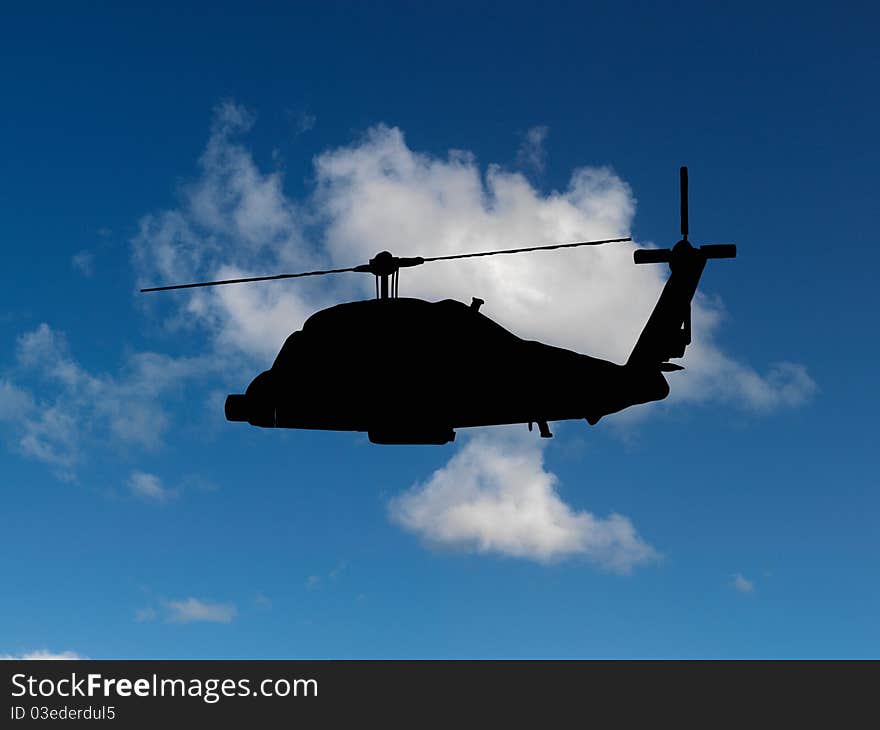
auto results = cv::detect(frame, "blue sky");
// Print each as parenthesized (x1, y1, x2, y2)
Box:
(1, 1, 877, 658)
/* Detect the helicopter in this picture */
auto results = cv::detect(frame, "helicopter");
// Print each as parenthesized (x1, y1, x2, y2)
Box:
(142, 166, 736, 445)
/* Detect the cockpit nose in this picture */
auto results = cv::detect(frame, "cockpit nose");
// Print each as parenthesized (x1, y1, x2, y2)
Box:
(225, 392, 275, 427)
(225, 394, 249, 422)
(225, 370, 278, 427)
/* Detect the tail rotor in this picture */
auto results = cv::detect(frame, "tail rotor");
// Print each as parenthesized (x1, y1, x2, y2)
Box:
(680, 165, 689, 243)
(633, 165, 736, 264)
(627, 166, 737, 369)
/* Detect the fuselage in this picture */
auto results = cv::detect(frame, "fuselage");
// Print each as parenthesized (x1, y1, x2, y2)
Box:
(225, 298, 669, 443)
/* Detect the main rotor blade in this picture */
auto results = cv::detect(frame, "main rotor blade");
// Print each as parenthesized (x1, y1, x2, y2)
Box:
(140, 266, 364, 292)
(420, 236, 632, 263)
(141, 236, 633, 293)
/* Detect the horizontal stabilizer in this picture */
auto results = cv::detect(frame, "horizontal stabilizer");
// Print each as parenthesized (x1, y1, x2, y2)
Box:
(634, 244, 736, 265)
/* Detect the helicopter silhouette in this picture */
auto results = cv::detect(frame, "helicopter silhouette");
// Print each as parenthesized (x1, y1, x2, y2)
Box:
(142, 167, 735, 444)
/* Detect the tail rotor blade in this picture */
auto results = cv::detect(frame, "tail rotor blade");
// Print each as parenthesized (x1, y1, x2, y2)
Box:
(633, 248, 672, 264)
(680, 165, 689, 241)
(701, 244, 736, 259)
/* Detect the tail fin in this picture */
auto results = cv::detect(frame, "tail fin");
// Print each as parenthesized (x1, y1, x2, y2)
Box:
(627, 166, 735, 368)
(627, 241, 734, 368)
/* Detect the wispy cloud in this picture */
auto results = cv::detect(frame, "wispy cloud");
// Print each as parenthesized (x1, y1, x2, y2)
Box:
(0, 649, 85, 660)
(305, 560, 347, 589)
(731, 573, 755, 594)
(134, 606, 158, 623)
(163, 597, 237, 624)
(290, 109, 316, 135)
(71, 250, 94, 276)
(516, 124, 549, 173)
(128, 471, 175, 502)
(0, 380, 35, 421)
(0, 323, 215, 478)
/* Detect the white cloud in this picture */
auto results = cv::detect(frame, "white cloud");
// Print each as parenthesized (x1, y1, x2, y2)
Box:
(128, 471, 175, 502)
(390, 430, 659, 570)
(517, 125, 549, 173)
(163, 597, 237, 624)
(135, 606, 158, 622)
(133, 101, 322, 361)
(731, 573, 755, 593)
(311, 123, 813, 399)
(133, 105, 813, 407)
(665, 344, 817, 411)
(0, 650, 85, 660)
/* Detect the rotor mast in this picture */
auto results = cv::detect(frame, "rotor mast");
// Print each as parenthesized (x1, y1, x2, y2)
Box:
(366, 251, 409, 299)
(357, 251, 422, 299)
